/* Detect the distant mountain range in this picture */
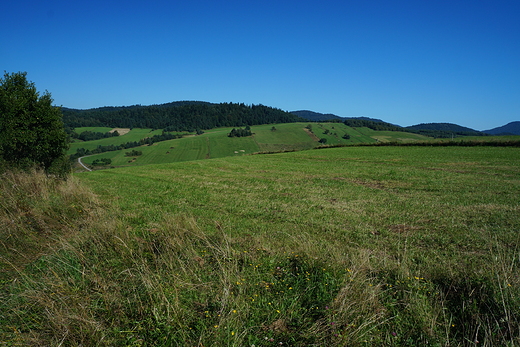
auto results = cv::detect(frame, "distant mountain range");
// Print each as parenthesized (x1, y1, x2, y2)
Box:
(291, 110, 520, 135)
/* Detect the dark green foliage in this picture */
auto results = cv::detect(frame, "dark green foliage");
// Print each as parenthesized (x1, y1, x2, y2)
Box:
(291, 110, 343, 121)
(0, 72, 69, 174)
(318, 138, 327, 144)
(228, 128, 252, 137)
(76, 130, 119, 141)
(405, 123, 486, 138)
(125, 150, 142, 157)
(342, 133, 350, 140)
(344, 118, 403, 131)
(62, 102, 304, 131)
(91, 158, 111, 166)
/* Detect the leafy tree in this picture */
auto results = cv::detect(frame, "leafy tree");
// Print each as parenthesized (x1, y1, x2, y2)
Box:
(318, 138, 327, 144)
(342, 133, 351, 140)
(0, 72, 68, 174)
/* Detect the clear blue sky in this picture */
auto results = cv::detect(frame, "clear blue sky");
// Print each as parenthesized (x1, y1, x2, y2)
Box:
(2, 0, 519, 130)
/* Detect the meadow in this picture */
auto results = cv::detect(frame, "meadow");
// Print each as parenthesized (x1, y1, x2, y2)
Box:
(1, 145, 519, 346)
(78, 123, 432, 168)
(68, 128, 166, 155)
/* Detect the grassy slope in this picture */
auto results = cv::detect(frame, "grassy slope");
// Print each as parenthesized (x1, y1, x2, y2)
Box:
(79, 123, 430, 167)
(68, 128, 165, 154)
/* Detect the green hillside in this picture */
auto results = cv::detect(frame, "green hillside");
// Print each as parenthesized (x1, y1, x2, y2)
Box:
(78, 123, 432, 168)
(68, 128, 167, 154)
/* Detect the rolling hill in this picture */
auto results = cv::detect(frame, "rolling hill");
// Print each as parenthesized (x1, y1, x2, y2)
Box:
(484, 121, 520, 135)
(75, 123, 432, 169)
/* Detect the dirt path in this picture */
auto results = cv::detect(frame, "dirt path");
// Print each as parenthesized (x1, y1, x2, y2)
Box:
(78, 156, 92, 171)
(303, 127, 320, 141)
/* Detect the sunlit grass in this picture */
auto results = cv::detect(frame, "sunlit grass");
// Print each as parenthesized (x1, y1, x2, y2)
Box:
(2, 146, 519, 345)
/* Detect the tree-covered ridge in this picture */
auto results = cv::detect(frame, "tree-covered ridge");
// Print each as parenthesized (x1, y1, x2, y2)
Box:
(62, 102, 304, 131)
(484, 121, 520, 135)
(405, 123, 485, 137)
(343, 119, 487, 138)
(343, 118, 402, 131)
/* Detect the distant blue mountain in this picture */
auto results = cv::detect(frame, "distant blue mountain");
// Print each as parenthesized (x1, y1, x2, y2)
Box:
(483, 121, 520, 135)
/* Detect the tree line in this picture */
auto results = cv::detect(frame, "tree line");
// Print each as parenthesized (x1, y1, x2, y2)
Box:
(62, 102, 304, 131)
(71, 130, 120, 141)
(228, 126, 252, 137)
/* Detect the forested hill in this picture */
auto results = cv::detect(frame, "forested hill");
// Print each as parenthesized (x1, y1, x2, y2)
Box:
(484, 121, 520, 135)
(62, 102, 304, 131)
(405, 123, 485, 137)
(291, 110, 343, 121)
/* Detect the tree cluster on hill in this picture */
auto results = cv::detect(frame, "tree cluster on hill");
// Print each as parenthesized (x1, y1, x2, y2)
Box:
(228, 127, 252, 137)
(91, 158, 111, 166)
(343, 119, 403, 131)
(62, 102, 304, 131)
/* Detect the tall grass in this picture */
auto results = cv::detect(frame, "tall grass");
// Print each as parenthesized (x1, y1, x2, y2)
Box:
(1, 146, 519, 345)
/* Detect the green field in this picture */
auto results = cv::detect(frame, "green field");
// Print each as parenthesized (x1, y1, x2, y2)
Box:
(68, 128, 166, 155)
(3, 146, 517, 345)
(79, 123, 434, 167)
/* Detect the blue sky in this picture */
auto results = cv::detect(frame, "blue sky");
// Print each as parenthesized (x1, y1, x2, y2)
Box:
(2, 0, 519, 130)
